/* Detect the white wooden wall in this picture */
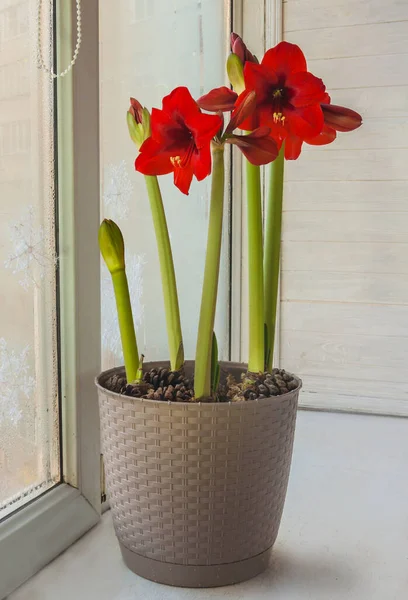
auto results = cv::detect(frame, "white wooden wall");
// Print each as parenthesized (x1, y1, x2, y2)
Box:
(281, 0, 408, 415)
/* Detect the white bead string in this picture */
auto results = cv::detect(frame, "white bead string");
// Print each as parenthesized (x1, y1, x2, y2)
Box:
(37, 0, 82, 78)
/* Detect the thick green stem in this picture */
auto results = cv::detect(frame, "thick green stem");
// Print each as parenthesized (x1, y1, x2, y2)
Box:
(246, 161, 264, 373)
(111, 269, 139, 382)
(144, 175, 184, 371)
(194, 145, 225, 399)
(264, 146, 284, 371)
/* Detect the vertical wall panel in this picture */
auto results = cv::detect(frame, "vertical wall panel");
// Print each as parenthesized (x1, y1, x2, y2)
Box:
(280, 0, 408, 414)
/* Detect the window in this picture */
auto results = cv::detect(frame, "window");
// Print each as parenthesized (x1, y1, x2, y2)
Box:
(0, 1, 100, 597)
(0, 60, 29, 100)
(100, 0, 232, 370)
(0, 0, 59, 523)
(0, 2, 29, 44)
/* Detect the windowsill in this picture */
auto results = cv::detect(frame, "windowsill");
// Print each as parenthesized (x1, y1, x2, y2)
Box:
(9, 411, 408, 600)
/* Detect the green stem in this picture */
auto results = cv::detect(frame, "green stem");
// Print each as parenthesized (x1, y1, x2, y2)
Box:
(111, 269, 139, 382)
(264, 146, 285, 372)
(194, 145, 225, 399)
(144, 175, 184, 371)
(246, 161, 264, 373)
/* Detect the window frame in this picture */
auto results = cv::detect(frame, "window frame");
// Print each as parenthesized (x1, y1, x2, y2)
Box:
(0, 1, 101, 597)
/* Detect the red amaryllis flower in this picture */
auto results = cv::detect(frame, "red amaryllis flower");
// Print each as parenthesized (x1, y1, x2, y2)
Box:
(197, 88, 278, 165)
(136, 87, 222, 195)
(237, 41, 327, 157)
(284, 94, 363, 159)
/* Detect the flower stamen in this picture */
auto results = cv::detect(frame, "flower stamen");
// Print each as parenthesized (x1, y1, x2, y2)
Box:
(273, 112, 285, 124)
(170, 156, 182, 167)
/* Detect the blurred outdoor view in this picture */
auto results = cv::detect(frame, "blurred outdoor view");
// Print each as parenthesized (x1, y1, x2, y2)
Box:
(0, 0, 60, 520)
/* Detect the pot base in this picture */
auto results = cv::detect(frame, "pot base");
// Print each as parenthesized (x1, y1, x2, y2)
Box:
(119, 542, 271, 588)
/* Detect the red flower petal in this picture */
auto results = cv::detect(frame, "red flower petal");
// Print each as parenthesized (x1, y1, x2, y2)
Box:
(225, 90, 257, 134)
(197, 87, 238, 112)
(287, 71, 326, 108)
(321, 104, 362, 132)
(227, 129, 278, 165)
(261, 42, 307, 78)
(243, 62, 278, 103)
(173, 164, 194, 195)
(149, 107, 183, 148)
(162, 86, 201, 123)
(135, 138, 173, 176)
(192, 144, 212, 181)
(185, 111, 222, 148)
(284, 136, 303, 160)
(286, 103, 324, 139)
(306, 124, 337, 146)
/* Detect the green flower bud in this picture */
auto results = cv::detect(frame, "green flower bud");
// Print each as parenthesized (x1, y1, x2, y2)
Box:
(141, 107, 151, 141)
(98, 219, 125, 274)
(127, 110, 144, 147)
(227, 53, 245, 94)
(127, 98, 151, 149)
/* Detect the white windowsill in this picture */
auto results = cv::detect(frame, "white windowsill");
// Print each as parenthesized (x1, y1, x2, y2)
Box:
(9, 411, 408, 600)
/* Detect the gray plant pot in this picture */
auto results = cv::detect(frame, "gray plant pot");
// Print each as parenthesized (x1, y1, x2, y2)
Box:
(96, 361, 301, 588)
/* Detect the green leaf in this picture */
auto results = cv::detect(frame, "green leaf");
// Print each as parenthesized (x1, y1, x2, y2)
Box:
(175, 341, 184, 371)
(135, 354, 144, 383)
(264, 323, 271, 372)
(214, 363, 220, 393)
(211, 331, 219, 394)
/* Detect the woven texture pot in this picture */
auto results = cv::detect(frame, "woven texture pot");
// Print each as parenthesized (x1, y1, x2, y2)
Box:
(96, 361, 301, 587)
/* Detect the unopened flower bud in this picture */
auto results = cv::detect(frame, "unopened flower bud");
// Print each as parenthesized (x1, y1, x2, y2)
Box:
(230, 33, 258, 64)
(98, 219, 125, 274)
(129, 97, 143, 123)
(227, 53, 245, 94)
(127, 98, 151, 148)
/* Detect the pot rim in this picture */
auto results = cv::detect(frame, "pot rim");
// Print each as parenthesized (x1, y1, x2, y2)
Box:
(95, 360, 302, 408)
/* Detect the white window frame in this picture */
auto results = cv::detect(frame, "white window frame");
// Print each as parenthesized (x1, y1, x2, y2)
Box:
(0, 1, 101, 597)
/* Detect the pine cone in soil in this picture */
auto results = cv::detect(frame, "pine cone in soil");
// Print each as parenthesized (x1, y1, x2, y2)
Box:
(105, 373, 127, 394)
(129, 366, 195, 402)
(227, 368, 298, 402)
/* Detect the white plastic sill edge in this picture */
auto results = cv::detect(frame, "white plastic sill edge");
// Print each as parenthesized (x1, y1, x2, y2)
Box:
(0, 484, 99, 599)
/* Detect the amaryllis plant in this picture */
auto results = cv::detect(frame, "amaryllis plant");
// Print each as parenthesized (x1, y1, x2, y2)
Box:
(99, 34, 362, 400)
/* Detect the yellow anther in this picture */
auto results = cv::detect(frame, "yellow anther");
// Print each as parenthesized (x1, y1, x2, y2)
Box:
(170, 156, 182, 167)
(273, 112, 285, 124)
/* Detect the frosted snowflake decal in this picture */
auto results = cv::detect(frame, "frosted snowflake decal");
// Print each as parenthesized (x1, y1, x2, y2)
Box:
(103, 161, 133, 221)
(0, 338, 36, 426)
(102, 253, 146, 362)
(4, 205, 56, 290)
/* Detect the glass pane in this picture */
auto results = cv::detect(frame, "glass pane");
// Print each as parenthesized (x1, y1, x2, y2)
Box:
(99, 0, 231, 370)
(0, 0, 60, 520)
